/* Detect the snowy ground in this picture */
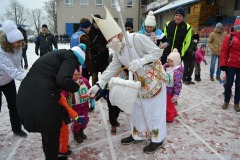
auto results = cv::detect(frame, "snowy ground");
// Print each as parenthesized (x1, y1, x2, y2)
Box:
(0, 43, 240, 160)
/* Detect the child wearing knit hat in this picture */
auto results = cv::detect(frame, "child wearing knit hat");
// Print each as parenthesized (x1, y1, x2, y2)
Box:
(139, 11, 168, 49)
(194, 44, 207, 82)
(164, 48, 184, 123)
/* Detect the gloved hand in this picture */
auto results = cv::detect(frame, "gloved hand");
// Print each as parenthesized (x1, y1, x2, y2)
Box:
(128, 58, 147, 73)
(203, 60, 207, 65)
(75, 115, 86, 124)
(171, 95, 179, 103)
(89, 99, 95, 110)
(87, 85, 100, 98)
(220, 66, 227, 71)
(95, 89, 109, 101)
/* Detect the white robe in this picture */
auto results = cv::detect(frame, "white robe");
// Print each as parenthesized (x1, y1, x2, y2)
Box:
(98, 33, 166, 143)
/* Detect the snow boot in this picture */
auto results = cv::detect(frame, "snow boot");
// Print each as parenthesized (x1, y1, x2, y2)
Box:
(234, 104, 240, 112)
(222, 103, 229, 110)
(121, 135, 142, 145)
(74, 133, 83, 143)
(79, 129, 87, 139)
(143, 141, 164, 154)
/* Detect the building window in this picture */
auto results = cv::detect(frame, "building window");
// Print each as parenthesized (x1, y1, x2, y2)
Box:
(96, 0, 103, 7)
(80, 0, 88, 7)
(126, 0, 133, 8)
(126, 18, 133, 24)
(65, 0, 73, 7)
(111, 0, 116, 8)
(235, 0, 240, 10)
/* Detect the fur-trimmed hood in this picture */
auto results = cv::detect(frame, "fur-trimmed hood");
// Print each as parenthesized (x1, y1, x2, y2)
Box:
(0, 33, 26, 53)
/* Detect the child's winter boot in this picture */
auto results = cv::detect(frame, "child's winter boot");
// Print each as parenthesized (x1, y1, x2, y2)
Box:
(79, 129, 87, 139)
(74, 133, 83, 143)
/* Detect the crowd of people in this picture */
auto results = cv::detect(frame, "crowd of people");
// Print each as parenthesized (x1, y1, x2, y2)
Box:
(0, 5, 239, 160)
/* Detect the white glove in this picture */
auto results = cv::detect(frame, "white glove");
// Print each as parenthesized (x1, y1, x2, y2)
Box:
(128, 58, 147, 73)
(87, 85, 100, 98)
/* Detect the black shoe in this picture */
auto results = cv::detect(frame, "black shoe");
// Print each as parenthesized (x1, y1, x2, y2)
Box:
(188, 81, 195, 84)
(184, 81, 190, 85)
(74, 133, 83, 143)
(79, 130, 87, 139)
(58, 155, 68, 160)
(13, 130, 27, 138)
(143, 141, 164, 154)
(59, 149, 72, 156)
(24, 65, 28, 69)
(121, 135, 143, 145)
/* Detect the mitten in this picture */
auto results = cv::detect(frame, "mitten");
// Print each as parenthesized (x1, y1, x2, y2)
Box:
(75, 115, 86, 124)
(203, 60, 207, 65)
(87, 84, 100, 98)
(163, 63, 169, 69)
(171, 95, 179, 103)
(89, 99, 95, 110)
(128, 58, 147, 73)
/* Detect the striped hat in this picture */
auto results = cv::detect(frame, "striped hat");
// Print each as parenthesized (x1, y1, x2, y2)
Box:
(233, 16, 240, 31)
(71, 45, 85, 65)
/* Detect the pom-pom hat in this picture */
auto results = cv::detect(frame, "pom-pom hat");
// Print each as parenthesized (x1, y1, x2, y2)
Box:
(1, 20, 23, 43)
(71, 44, 86, 65)
(233, 16, 240, 31)
(167, 48, 181, 67)
(145, 11, 156, 27)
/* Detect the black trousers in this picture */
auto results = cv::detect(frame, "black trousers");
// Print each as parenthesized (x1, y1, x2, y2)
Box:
(21, 48, 28, 68)
(107, 100, 121, 127)
(82, 68, 90, 80)
(41, 131, 60, 160)
(0, 80, 22, 132)
(183, 59, 195, 82)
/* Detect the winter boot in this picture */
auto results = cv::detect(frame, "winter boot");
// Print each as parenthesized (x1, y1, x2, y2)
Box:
(79, 129, 87, 139)
(13, 130, 27, 138)
(216, 77, 222, 81)
(58, 155, 68, 160)
(121, 135, 143, 145)
(111, 126, 117, 135)
(222, 103, 229, 110)
(143, 141, 164, 154)
(234, 104, 240, 112)
(74, 133, 83, 143)
(59, 149, 72, 156)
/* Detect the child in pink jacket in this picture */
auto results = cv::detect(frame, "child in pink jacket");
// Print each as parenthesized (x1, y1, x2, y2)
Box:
(194, 44, 207, 81)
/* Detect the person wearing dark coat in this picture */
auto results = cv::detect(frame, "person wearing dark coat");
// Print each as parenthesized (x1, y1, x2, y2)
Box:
(18, 26, 28, 69)
(88, 14, 109, 86)
(16, 46, 85, 160)
(35, 24, 58, 56)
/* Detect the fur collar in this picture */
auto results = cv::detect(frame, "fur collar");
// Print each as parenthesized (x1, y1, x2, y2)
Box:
(0, 33, 26, 53)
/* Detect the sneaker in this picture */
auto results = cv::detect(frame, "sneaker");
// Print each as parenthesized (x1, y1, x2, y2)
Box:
(111, 126, 117, 135)
(74, 133, 83, 143)
(222, 103, 229, 109)
(216, 77, 222, 81)
(143, 141, 164, 154)
(13, 130, 27, 138)
(121, 135, 143, 145)
(59, 149, 72, 156)
(234, 104, 240, 112)
(79, 130, 87, 139)
(210, 77, 214, 81)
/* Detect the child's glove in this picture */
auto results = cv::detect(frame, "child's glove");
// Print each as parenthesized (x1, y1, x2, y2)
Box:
(203, 60, 207, 65)
(163, 63, 169, 69)
(75, 115, 86, 124)
(89, 99, 95, 110)
(171, 95, 179, 103)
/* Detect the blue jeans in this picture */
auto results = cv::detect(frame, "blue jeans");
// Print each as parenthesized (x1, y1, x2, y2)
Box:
(210, 54, 221, 78)
(224, 67, 240, 104)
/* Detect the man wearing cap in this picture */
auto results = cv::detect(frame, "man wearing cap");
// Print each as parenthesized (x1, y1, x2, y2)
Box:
(17, 46, 85, 160)
(70, 18, 92, 80)
(35, 24, 58, 56)
(125, 21, 134, 33)
(162, 7, 192, 65)
(88, 7, 168, 154)
(208, 22, 227, 81)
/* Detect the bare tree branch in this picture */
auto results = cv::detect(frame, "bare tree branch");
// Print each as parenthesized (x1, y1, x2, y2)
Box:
(30, 9, 43, 34)
(3, 0, 28, 25)
(43, 0, 57, 34)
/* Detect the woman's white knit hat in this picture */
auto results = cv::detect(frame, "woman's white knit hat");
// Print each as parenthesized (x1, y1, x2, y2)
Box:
(145, 11, 156, 27)
(1, 20, 23, 43)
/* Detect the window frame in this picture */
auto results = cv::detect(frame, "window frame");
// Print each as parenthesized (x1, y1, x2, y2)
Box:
(64, 0, 73, 7)
(126, 0, 133, 8)
(111, 0, 116, 8)
(95, 0, 103, 7)
(80, 0, 89, 7)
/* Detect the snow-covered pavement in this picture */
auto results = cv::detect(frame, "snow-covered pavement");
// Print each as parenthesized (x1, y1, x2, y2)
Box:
(0, 43, 239, 160)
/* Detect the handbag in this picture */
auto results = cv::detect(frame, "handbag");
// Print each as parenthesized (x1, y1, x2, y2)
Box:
(108, 67, 141, 114)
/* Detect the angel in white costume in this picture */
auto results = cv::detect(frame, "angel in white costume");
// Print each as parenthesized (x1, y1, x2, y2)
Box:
(88, 6, 167, 154)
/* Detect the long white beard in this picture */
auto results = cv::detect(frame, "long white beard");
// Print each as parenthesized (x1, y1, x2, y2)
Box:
(107, 38, 125, 53)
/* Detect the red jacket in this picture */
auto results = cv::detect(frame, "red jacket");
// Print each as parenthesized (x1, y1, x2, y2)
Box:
(220, 32, 240, 68)
(195, 47, 206, 64)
